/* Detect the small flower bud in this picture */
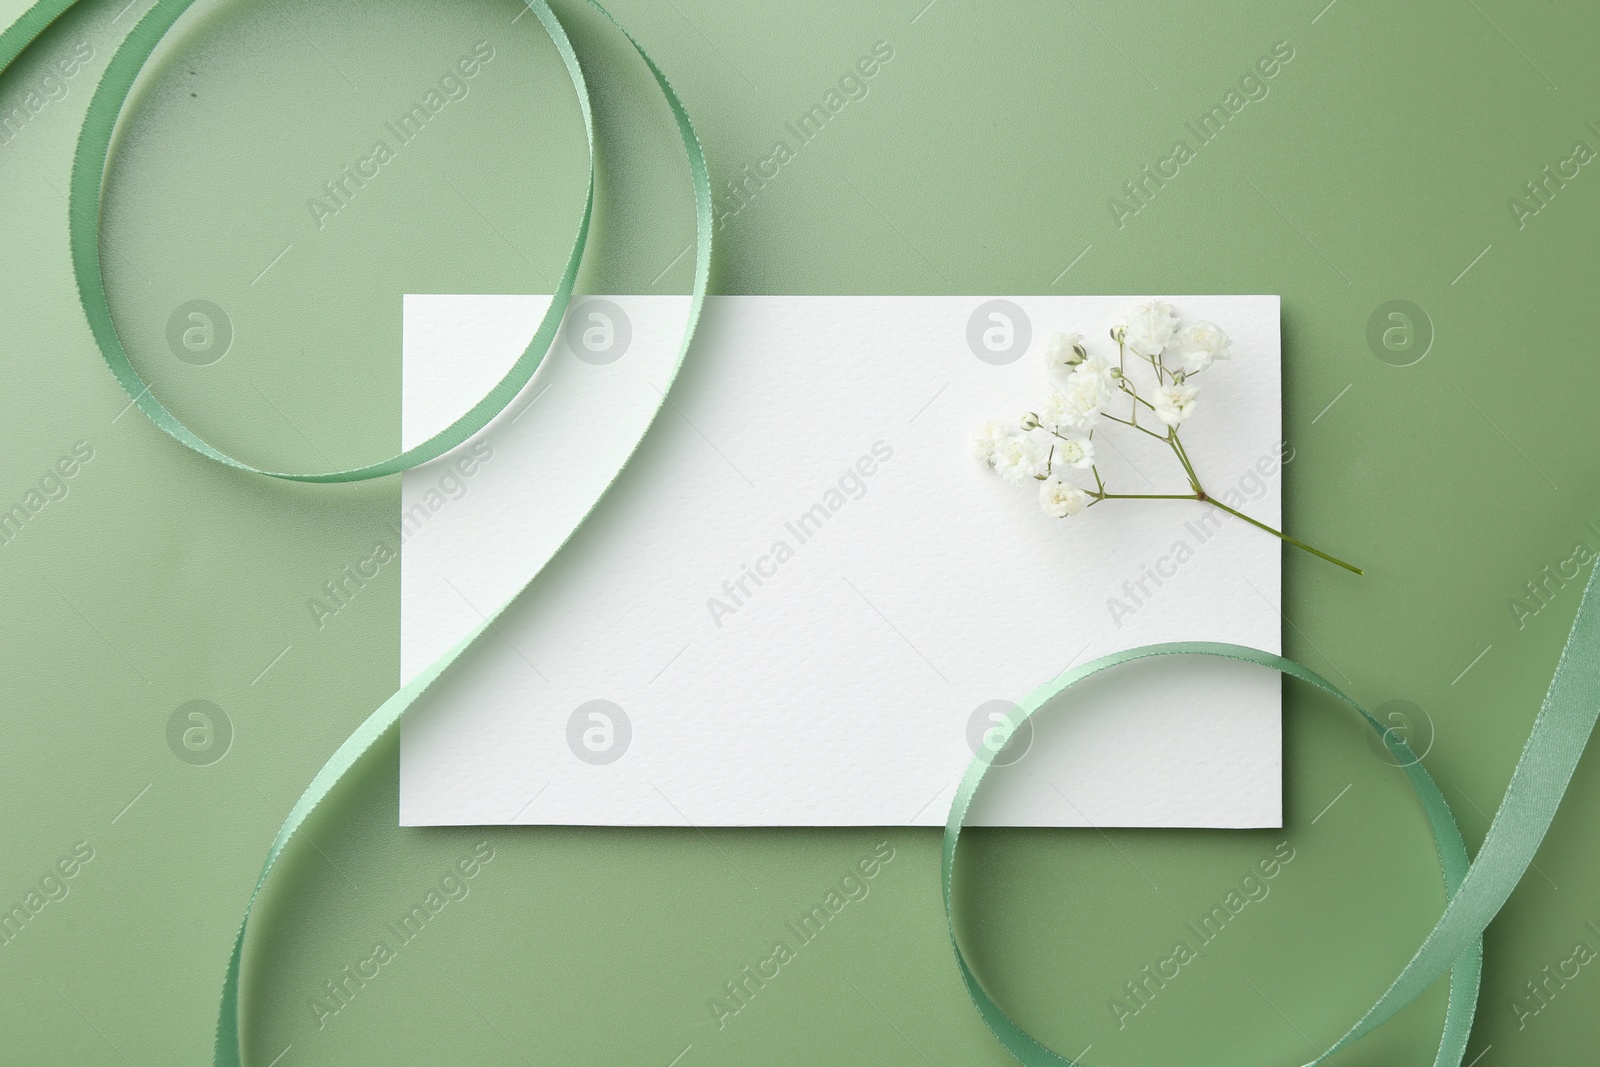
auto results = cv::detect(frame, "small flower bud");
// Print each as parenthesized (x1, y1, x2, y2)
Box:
(1019, 412, 1040, 430)
(1110, 325, 1126, 343)
(1072, 341, 1088, 360)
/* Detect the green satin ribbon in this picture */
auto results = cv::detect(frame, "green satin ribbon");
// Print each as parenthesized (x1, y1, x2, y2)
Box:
(67, 0, 595, 483)
(6, 3, 1600, 1065)
(3, 0, 710, 1062)
(945, 644, 1479, 1067)
(948, 562, 1600, 1067)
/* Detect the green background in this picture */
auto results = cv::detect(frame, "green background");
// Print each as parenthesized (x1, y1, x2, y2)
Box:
(2, 0, 1598, 1064)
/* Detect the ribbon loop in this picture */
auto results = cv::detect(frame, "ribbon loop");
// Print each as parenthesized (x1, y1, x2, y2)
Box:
(944, 642, 1482, 1067)
(946, 559, 1600, 1067)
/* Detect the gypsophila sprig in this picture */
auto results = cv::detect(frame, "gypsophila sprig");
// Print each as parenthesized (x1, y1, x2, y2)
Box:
(970, 301, 1363, 574)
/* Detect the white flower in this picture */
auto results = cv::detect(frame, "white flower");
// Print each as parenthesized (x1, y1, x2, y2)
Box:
(1040, 388, 1095, 433)
(1036, 391, 1088, 438)
(1038, 391, 1071, 432)
(970, 418, 1009, 464)
(993, 434, 1046, 485)
(1071, 356, 1116, 396)
(1039, 477, 1089, 518)
(1051, 435, 1095, 470)
(1043, 332, 1088, 381)
(1120, 300, 1180, 354)
(1063, 373, 1106, 422)
(1153, 382, 1199, 426)
(1166, 321, 1231, 374)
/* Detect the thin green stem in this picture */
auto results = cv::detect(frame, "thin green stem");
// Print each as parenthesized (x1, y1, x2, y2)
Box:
(1136, 348, 1164, 385)
(1172, 433, 1202, 477)
(1099, 410, 1168, 442)
(1164, 430, 1203, 494)
(1121, 381, 1156, 412)
(1100, 493, 1199, 500)
(1204, 498, 1364, 575)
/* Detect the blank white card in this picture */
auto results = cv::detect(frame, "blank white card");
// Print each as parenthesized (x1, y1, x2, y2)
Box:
(398, 296, 1282, 827)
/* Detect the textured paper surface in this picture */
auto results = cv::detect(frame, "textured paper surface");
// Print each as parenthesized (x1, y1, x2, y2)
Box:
(398, 296, 1282, 827)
